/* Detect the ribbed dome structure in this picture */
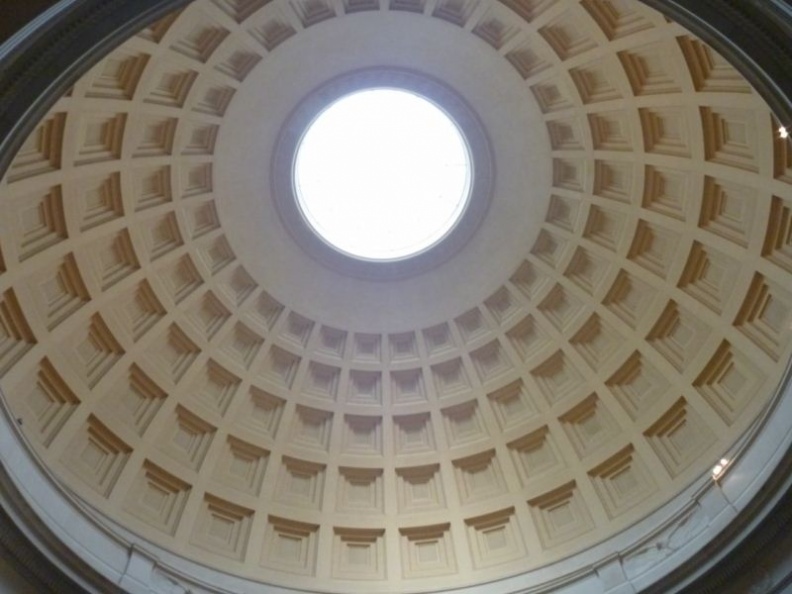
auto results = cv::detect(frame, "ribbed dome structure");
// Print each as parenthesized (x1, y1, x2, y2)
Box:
(1, 1, 792, 592)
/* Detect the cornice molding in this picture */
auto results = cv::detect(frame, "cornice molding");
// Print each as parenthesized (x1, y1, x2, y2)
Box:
(0, 457, 121, 594)
(644, 411, 792, 593)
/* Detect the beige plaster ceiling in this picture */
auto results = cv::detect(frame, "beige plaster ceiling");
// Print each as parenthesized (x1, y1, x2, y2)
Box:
(1, 0, 792, 592)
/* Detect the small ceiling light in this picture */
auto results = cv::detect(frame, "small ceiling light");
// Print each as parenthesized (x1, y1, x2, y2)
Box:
(712, 458, 729, 479)
(780, 126, 789, 139)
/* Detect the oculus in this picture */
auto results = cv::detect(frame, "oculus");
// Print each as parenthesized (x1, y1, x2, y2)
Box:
(273, 69, 493, 280)
(293, 88, 472, 261)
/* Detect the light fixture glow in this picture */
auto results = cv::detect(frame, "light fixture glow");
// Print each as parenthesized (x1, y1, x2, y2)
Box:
(294, 88, 472, 261)
(712, 458, 730, 479)
(780, 126, 789, 139)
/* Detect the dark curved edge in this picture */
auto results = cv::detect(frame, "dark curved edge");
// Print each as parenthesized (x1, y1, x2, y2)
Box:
(0, 0, 193, 184)
(0, 0, 60, 43)
(0, 460, 119, 594)
(640, 0, 792, 129)
(0, 0, 791, 592)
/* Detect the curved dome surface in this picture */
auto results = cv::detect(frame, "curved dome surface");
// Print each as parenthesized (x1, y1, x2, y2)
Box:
(1, 1, 792, 593)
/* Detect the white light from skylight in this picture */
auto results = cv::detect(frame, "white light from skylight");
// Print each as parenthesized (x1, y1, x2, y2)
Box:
(294, 88, 471, 261)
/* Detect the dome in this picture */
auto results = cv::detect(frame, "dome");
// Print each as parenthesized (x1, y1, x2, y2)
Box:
(1, 1, 792, 592)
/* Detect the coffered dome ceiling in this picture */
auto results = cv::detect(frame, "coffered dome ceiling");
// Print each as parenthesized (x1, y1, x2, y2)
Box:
(1, 0, 792, 592)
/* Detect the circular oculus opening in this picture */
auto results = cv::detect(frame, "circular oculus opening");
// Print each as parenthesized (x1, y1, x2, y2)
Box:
(294, 88, 472, 261)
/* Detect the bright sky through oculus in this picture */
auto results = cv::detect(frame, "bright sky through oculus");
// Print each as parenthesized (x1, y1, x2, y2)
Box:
(294, 89, 471, 261)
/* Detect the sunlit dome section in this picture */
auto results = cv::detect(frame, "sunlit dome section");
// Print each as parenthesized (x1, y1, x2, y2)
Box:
(294, 89, 471, 260)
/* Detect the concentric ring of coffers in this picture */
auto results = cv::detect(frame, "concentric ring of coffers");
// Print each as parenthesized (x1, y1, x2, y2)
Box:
(0, 0, 791, 593)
